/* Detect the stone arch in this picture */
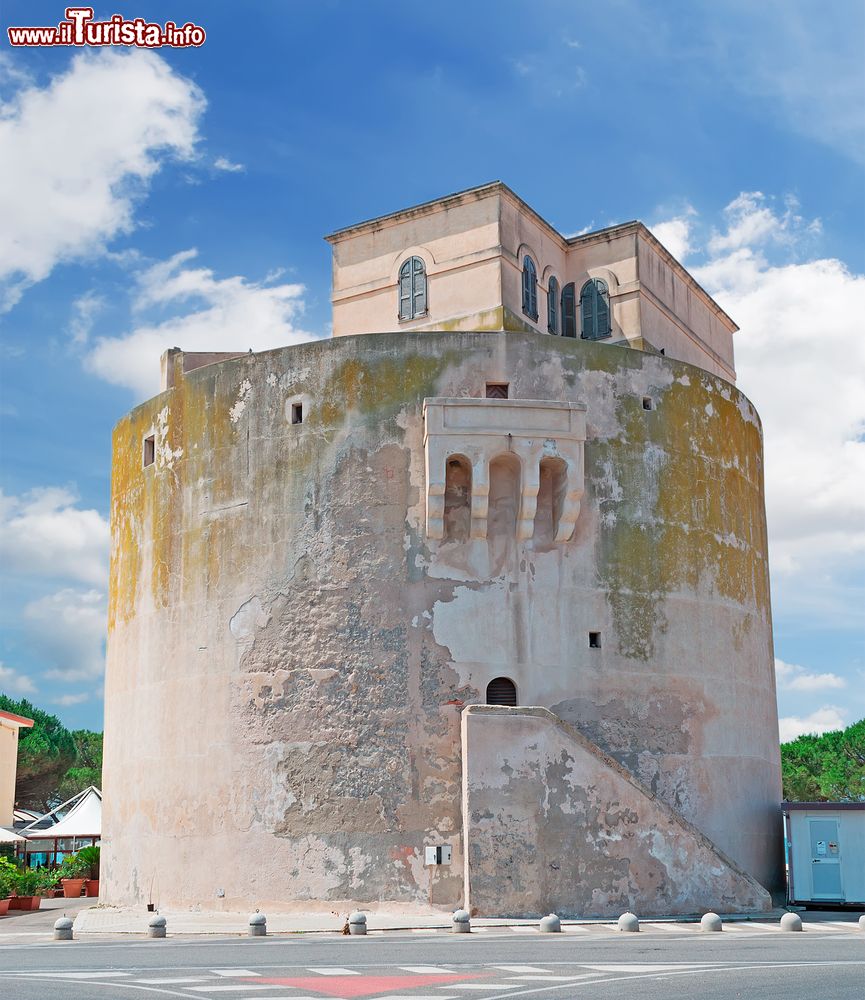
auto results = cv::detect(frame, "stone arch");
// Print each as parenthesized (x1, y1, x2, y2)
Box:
(388, 244, 436, 283)
(443, 454, 472, 542)
(533, 456, 568, 545)
(486, 676, 518, 706)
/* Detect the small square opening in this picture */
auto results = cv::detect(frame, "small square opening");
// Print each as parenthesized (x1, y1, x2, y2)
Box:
(486, 382, 509, 399)
(642, 397, 654, 411)
(659, 348, 666, 356)
(143, 435, 155, 468)
(588, 631, 602, 649)
(291, 402, 303, 425)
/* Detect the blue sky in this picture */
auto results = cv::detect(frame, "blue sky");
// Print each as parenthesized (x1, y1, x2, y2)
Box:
(0, 1, 862, 735)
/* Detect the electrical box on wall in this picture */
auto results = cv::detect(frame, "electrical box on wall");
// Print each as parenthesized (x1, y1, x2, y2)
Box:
(425, 844, 452, 865)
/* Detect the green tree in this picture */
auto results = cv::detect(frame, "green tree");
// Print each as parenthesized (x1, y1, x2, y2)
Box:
(0, 695, 77, 812)
(781, 719, 865, 801)
(54, 730, 103, 803)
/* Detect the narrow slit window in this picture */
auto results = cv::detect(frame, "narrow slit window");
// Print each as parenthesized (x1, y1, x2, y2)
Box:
(642, 397, 654, 411)
(486, 382, 509, 399)
(589, 631, 602, 649)
(143, 435, 155, 468)
(291, 402, 303, 424)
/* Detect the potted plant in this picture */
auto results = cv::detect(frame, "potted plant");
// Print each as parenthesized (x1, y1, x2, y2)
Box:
(10, 867, 42, 910)
(37, 868, 60, 900)
(76, 846, 100, 897)
(58, 853, 90, 898)
(0, 858, 16, 916)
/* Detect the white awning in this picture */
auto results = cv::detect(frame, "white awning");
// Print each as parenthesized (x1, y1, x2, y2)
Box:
(21, 786, 102, 840)
(0, 827, 27, 843)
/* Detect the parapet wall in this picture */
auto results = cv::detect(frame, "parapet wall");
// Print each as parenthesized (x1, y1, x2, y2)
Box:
(102, 330, 781, 913)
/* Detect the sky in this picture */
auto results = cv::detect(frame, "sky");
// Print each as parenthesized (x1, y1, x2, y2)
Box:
(0, 1, 862, 738)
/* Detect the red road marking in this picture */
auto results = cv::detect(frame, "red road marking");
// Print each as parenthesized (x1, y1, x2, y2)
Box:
(244, 972, 490, 997)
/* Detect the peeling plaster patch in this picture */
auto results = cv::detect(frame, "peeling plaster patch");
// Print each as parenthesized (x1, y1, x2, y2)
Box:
(229, 595, 269, 649)
(230, 379, 253, 423)
(308, 667, 337, 683)
(266, 372, 278, 386)
(154, 406, 183, 469)
(705, 403, 715, 417)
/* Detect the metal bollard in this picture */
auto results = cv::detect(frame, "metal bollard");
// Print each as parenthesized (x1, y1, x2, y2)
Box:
(53, 916, 74, 941)
(148, 915, 167, 938)
(779, 912, 802, 932)
(617, 911, 640, 932)
(539, 913, 561, 933)
(700, 912, 722, 932)
(452, 909, 471, 933)
(248, 912, 267, 937)
(348, 911, 367, 936)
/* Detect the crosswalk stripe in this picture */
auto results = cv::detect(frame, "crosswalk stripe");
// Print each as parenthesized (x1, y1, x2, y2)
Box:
(134, 978, 215, 985)
(443, 986, 521, 991)
(509, 926, 539, 934)
(400, 966, 455, 974)
(307, 968, 360, 975)
(494, 966, 549, 973)
(212, 970, 261, 977)
(513, 975, 603, 982)
(187, 987, 287, 993)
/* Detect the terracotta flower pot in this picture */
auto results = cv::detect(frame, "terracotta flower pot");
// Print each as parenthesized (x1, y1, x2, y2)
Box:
(85, 879, 99, 897)
(9, 896, 41, 911)
(61, 878, 87, 898)
(0, 899, 9, 916)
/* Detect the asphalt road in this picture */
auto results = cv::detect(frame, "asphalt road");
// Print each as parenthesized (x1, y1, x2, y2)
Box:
(1, 920, 863, 1000)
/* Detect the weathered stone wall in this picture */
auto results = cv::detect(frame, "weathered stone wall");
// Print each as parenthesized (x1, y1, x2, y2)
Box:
(102, 330, 781, 913)
(462, 706, 771, 917)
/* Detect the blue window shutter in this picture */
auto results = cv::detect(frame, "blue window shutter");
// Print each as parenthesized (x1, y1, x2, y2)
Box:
(523, 257, 537, 319)
(561, 283, 576, 338)
(399, 260, 412, 320)
(548, 277, 558, 333)
(412, 257, 427, 315)
(580, 280, 594, 338)
(596, 279, 610, 336)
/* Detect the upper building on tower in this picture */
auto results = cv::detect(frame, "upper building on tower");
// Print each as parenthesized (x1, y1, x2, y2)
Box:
(325, 181, 737, 382)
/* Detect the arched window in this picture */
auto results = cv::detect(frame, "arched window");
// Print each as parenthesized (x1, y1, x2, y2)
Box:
(522, 256, 538, 320)
(561, 282, 576, 338)
(580, 278, 611, 340)
(486, 677, 517, 706)
(547, 276, 559, 334)
(399, 256, 427, 321)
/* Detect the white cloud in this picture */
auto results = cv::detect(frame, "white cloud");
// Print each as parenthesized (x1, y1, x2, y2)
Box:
(67, 291, 105, 346)
(661, 196, 865, 598)
(775, 657, 846, 693)
(0, 663, 36, 695)
(0, 487, 109, 587)
(25, 588, 106, 683)
(778, 706, 848, 743)
(706, 192, 820, 256)
(0, 49, 204, 309)
(50, 692, 91, 707)
(214, 156, 245, 173)
(650, 212, 695, 262)
(86, 249, 317, 398)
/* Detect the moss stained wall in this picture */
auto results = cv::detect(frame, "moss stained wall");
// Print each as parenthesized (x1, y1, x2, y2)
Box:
(103, 330, 780, 913)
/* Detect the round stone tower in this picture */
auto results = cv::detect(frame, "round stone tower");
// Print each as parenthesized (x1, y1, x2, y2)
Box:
(102, 330, 781, 917)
